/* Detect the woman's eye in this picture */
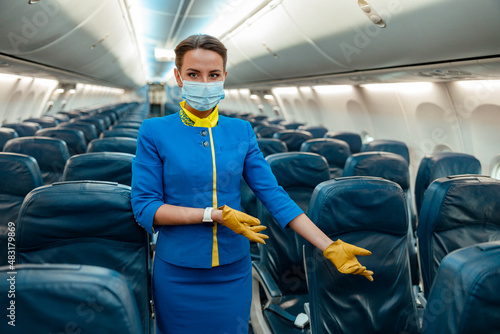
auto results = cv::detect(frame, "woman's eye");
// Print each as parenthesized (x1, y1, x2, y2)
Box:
(209, 73, 220, 78)
(188, 73, 198, 78)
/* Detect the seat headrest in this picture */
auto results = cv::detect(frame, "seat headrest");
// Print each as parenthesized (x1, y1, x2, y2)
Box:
(3, 137, 70, 172)
(300, 138, 350, 167)
(17, 181, 142, 249)
(0, 153, 43, 195)
(343, 152, 410, 190)
(309, 176, 407, 236)
(422, 175, 500, 232)
(361, 139, 410, 163)
(324, 131, 362, 153)
(424, 152, 481, 181)
(266, 152, 330, 188)
(257, 138, 287, 157)
(297, 125, 328, 138)
(87, 137, 137, 155)
(3, 122, 42, 137)
(273, 130, 314, 151)
(63, 152, 134, 186)
(100, 129, 139, 139)
(0, 264, 143, 334)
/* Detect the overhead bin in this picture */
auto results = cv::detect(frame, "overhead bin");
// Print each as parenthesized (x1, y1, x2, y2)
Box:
(224, 0, 500, 86)
(0, 0, 145, 87)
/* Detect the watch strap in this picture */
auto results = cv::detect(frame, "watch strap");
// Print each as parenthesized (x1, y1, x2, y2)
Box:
(202, 207, 214, 223)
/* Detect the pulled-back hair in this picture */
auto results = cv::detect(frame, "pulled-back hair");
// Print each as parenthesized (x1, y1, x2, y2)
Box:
(175, 34, 227, 71)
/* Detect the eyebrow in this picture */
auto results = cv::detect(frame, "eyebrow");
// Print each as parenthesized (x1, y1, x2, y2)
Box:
(185, 68, 222, 73)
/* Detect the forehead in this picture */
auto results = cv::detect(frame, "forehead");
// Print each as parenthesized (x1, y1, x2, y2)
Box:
(181, 48, 224, 71)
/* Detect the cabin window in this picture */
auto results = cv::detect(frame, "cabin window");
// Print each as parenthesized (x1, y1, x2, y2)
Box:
(433, 143, 453, 153)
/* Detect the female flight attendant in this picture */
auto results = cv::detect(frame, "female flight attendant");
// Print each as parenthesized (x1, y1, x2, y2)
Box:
(131, 34, 373, 334)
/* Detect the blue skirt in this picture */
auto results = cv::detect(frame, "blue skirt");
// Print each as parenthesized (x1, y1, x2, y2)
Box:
(153, 254, 252, 334)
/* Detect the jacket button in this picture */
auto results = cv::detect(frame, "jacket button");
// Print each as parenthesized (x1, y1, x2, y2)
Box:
(202, 141, 209, 147)
(200, 130, 208, 137)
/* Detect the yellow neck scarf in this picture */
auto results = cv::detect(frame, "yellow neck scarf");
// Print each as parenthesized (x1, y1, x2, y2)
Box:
(180, 100, 219, 128)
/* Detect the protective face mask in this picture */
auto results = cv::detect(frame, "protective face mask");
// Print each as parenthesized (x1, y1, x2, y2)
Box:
(181, 80, 225, 111)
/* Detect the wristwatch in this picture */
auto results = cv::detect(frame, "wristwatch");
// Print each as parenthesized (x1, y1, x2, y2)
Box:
(203, 207, 214, 223)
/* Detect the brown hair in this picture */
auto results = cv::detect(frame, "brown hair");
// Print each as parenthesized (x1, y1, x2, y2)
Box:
(174, 34, 227, 71)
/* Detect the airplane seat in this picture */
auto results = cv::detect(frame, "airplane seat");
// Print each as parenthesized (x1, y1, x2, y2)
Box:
(273, 130, 314, 152)
(99, 110, 119, 124)
(0, 264, 143, 334)
(361, 139, 410, 163)
(249, 120, 270, 129)
(324, 131, 362, 154)
(58, 121, 99, 144)
(342, 151, 419, 285)
(251, 115, 268, 122)
(417, 175, 500, 298)
(3, 137, 70, 185)
(267, 117, 284, 125)
(0, 128, 18, 151)
(58, 111, 82, 119)
(87, 137, 137, 155)
(62, 152, 134, 186)
(100, 129, 139, 139)
(279, 121, 306, 130)
(35, 127, 87, 156)
(421, 241, 500, 334)
(53, 113, 70, 123)
(297, 125, 328, 138)
(414, 152, 481, 214)
(24, 117, 59, 128)
(0, 152, 43, 266)
(2, 122, 42, 137)
(251, 152, 330, 334)
(71, 117, 106, 135)
(112, 121, 142, 129)
(16, 181, 152, 334)
(97, 114, 113, 129)
(306, 176, 420, 334)
(256, 138, 288, 157)
(254, 124, 286, 138)
(300, 138, 350, 178)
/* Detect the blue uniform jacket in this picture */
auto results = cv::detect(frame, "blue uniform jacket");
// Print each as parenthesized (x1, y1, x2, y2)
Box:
(131, 112, 303, 268)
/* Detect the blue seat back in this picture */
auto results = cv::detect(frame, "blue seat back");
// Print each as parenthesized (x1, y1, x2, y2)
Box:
(361, 139, 410, 163)
(4, 137, 70, 184)
(279, 121, 305, 130)
(0, 152, 43, 266)
(16, 181, 150, 333)
(63, 152, 134, 186)
(101, 129, 139, 139)
(258, 152, 330, 295)
(72, 117, 106, 134)
(422, 241, 500, 334)
(0, 264, 143, 334)
(273, 130, 313, 152)
(324, 131, 362, 153)
(24, 117, 58, 128)
(58, 121, 99, 143)
(417, 175, 500, 297)
(415, 152, 481, 214)
(254, 125, 286, 138)
(0, 128, 18, 151)
(256, 138, 287, 157)
(3, 122, 42, 137)
(306, 177, 419, 334)
(301, 138, 350, 178)
(36, 127, 87, 155)
(297, 125, 328, 138)
(87, 137, 137, 155)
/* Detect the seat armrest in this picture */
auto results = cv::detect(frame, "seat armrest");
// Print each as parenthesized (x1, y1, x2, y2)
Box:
(252, 261, 283, 305)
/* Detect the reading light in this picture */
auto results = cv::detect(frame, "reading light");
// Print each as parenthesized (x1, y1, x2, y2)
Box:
(55, 88, 65, 93)
(28, 0, 41, 4)
(68, 89, 76, 94)
(250, 94, 259, 100)
(264, 94, 274, 100)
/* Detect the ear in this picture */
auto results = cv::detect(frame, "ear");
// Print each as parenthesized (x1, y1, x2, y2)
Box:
(223, 70, 228, 81)
(174, 68, 183, 87)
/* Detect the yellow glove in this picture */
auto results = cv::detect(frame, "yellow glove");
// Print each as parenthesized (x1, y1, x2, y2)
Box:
(218, 205, 269, 244)
(323, 239, 374, 281)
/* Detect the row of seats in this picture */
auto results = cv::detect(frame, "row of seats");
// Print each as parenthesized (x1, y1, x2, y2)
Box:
(247, 151, 500, 334)
(0, 103, 151, 333)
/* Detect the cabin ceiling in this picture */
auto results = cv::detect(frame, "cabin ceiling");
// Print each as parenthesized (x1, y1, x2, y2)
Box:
(0, 0, 499, 89)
